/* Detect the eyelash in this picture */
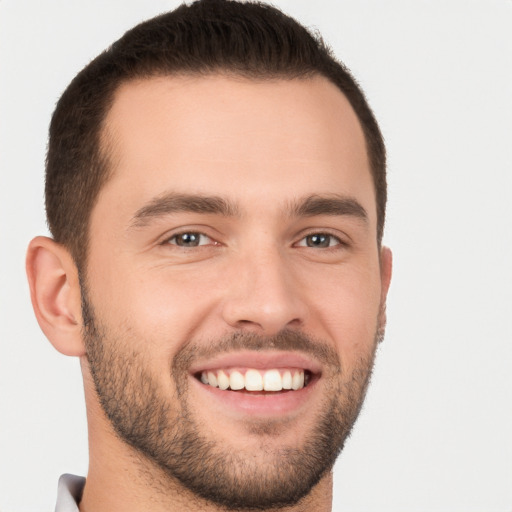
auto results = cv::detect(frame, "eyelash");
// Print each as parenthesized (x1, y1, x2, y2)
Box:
(164, 232, 216, 248)
(162, 231, 347, 250)
(295, 232, 345, 249)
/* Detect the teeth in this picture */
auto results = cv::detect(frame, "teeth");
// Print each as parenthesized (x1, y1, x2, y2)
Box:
(207, 371, 218, 388)
(229, 370, 245, 390)
(245, 369, 263, 391)
(200, 368, 307, 392)
(292, 371, 304, 390)
(263, 369, 282, 391)
(282, 370, 292, 390)
(217, 370, 230, 390)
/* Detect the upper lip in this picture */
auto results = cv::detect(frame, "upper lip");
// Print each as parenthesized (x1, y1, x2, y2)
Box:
(188, 350, 323, 375)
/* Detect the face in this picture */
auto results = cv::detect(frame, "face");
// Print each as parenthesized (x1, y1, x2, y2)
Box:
(82, 75, 390, 509)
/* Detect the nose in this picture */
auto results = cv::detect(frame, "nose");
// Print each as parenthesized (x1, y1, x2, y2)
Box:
(221, 247, 307, 336)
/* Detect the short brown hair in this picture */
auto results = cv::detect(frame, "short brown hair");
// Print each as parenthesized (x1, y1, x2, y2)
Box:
(46, 0, 386, 269)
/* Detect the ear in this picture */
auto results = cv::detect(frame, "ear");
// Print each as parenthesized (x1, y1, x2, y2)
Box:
(26, 236, 85, 356)
(379, 246, 393, 303)
(377, 246, 393, 337)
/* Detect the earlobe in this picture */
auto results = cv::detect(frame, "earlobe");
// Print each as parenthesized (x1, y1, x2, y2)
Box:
(26, 236, 86, 357)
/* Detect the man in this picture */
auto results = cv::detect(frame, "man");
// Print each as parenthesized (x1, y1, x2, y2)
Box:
(26, 0, 391, 510)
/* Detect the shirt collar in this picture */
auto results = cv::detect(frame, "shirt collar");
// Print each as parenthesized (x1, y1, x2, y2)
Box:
(55, 474, 85, 512)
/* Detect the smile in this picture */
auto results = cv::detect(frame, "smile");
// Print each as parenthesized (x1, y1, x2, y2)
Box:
(198, 368, 312, 392)
(188, 351, 323, 416)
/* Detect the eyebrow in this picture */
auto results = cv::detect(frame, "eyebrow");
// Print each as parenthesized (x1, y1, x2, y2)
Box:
(288, 194, 368, 222)
(130, 193, 239, 228)
(130, 192, 368, 228)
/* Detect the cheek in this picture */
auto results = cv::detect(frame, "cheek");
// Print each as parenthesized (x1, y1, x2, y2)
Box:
(87, 256, 221, 358)
(303, 262, 382, 364)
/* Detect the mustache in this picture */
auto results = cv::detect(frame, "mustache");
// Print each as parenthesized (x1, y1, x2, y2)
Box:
(172, 329, 341, 372)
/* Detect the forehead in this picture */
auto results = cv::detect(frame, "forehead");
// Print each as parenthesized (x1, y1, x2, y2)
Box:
(96, 74, 375, 225)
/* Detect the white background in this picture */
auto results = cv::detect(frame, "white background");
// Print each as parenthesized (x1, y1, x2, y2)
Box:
(1, 1, 511, 511)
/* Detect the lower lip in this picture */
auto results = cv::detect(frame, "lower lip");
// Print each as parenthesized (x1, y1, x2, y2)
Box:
(190, 375, 319, 417)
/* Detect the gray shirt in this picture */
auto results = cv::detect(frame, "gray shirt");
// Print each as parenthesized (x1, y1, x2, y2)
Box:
(55, 474, 84, 512)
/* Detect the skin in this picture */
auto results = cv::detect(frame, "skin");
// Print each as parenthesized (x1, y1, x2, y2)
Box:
(27, 74, 392, 512)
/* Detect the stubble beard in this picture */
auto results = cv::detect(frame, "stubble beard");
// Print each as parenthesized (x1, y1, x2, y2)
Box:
(81, 289, 381, 510)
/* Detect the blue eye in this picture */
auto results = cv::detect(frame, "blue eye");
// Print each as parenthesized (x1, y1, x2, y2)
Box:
(298, 234, 341, 248)
(168, 232, 211, 247)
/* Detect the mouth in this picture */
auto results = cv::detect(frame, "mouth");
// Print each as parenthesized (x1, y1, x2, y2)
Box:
(188, 352, 322, 416)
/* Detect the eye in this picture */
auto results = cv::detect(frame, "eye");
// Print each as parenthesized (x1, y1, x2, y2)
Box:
(166, 232, 213, 247)
(296, 233, 342, 248)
